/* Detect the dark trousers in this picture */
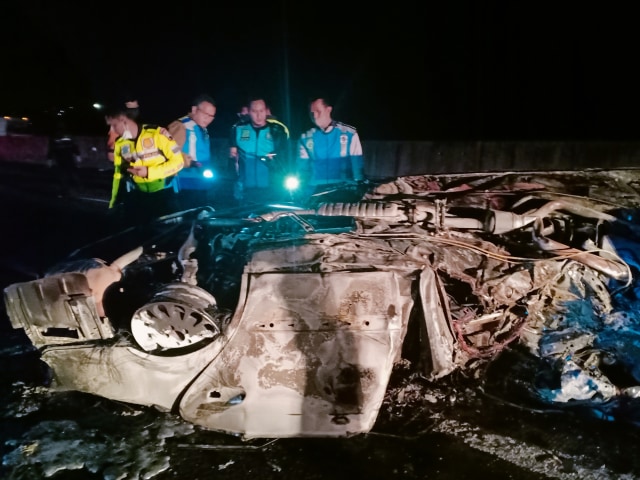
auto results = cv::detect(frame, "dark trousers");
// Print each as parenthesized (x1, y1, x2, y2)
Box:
(110, 188, 179, 230)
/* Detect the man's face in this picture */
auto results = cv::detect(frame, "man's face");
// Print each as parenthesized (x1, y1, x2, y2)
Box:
(249, 100, 268, 128)
(309, 99, 332, 130)
(106, 115, 126, 137)
(192, 101, 216, 128)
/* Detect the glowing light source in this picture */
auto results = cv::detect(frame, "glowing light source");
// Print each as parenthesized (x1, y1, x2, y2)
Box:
(284, 175, 299, 191)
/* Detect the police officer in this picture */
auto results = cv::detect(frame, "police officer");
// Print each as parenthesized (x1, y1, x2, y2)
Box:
(105, 105, 184, 227)
(229, 96, 290, 204)
(168, 94, 217, 210)
(296, 95, 364, 196)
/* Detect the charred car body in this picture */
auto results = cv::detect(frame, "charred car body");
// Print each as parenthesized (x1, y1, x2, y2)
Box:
(5, 169, 640, 438)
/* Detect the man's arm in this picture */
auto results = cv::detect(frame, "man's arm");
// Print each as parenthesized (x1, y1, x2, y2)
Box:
(296, 134, 313, 184)
(229, 124, 240, 176)
(167, 120, 191, 167)
(272, 123, 291, 167)
(167, 120, 187, 148)
(109, 144, 124, 209)
(349, 131, 364, 181)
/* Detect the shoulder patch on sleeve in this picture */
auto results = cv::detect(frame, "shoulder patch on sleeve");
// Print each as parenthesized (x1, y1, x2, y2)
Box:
(336, 121, 358, 134)
(301, 127, 317, 139)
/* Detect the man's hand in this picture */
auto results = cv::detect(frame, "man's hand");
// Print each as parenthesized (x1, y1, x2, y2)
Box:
(127, 165, 148, 178)
(181, 153, 193, 168)
(260, 153, 276, 164)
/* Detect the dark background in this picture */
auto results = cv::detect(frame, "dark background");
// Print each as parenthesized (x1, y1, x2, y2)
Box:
(3, 1, 640, 141)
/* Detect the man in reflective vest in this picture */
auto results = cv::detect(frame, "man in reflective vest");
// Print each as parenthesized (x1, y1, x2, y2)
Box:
(168, 94, 216, 210)
(297, 95, 364, 194)
(229, 96, 290, 204)
(105, 105, 184, 227)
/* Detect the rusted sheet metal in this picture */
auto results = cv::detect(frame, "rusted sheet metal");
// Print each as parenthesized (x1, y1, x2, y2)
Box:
(180, 270, 415, 438)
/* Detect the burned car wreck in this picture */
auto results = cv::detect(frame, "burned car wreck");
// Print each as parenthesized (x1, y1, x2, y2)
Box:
(5, 168, 640, 439)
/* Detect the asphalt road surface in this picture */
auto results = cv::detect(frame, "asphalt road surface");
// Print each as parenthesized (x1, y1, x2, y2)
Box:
(1, 161, 640, 480)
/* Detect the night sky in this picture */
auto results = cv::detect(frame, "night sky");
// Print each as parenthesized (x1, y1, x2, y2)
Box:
(3, 2, 640, 142)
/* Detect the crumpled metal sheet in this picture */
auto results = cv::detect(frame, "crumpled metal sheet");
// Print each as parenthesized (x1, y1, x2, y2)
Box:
(179, 266, 416, 438)
(4, 273, 114, 347)
(6, 168, 640, 435)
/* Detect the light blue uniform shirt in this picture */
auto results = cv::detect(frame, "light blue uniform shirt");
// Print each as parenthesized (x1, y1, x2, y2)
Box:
(297, 121, 364, 186)
(175, 116, 212, 191)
